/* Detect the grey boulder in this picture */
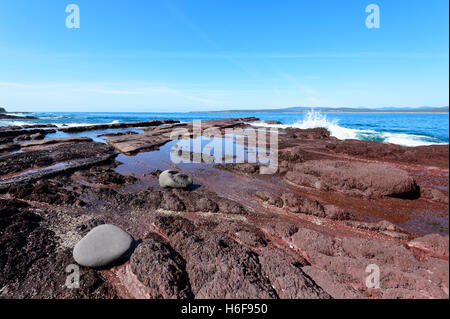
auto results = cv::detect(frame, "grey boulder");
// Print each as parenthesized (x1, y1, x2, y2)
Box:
(73, 224, 135, 268)
(159, 170, 193, 189)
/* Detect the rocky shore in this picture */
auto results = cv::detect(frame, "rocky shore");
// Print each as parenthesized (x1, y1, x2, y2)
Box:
(0, 114, 38, 120)
(0, 118, 448, 299)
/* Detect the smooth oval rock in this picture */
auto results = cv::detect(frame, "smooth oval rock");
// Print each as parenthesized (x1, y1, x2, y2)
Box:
(73, 224, 135, 268)
(159, 170, 193, 189)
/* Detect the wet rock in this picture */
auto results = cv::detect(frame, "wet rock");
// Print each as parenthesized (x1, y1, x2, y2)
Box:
(107, 133, 171, 154)
(0, 142, 116, 176)
(0, 127, 56, 139)
(0, 137, 14, 144)
(0, 113, 38, 120)
(285, 160, 419, 199)
(59, 120, 179, 133)
(98, 131, 138, 137)
(21, 137, 93, 150)
(73, 224, 135, 268)
(0, 143, 19, 154)
(215, 163, 260, 175)
(159, 170, 193, 189)
(14, 134, 32, 141)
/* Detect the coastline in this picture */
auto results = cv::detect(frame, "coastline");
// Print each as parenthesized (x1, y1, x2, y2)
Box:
(0, 117, 448, 299)
(1, 111, 448, 147)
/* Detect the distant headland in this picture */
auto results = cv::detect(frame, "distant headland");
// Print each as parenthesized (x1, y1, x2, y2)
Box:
(0, 107, 38, 120)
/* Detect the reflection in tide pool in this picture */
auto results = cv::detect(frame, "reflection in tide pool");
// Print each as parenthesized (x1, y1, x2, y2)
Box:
(115, 133, 278, 177)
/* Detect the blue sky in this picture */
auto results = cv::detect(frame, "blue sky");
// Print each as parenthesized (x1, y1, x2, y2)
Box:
(0, 0, 448, 112)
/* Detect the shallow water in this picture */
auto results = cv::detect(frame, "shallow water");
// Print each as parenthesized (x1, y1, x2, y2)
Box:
(115, 135, 273, 177)
(44, 128, 144, 144)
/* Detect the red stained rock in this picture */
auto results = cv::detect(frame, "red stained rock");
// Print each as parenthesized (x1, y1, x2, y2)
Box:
(421, 187, 449, 204)
(285, 160, 419, 199)
(152, 216, 278, 299)
(408, 234, 449, 257)
(255, 191, 283, 208)
(327, 139, 449, 168)
(258, 249, 331, 299)
(301, 266, 362, 299)
(130, 233, 193, 299)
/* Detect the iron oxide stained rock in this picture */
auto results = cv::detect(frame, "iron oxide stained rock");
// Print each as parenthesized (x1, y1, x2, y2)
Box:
(73, 224, 135, 268)
(285, 160, 418, 198)
(408, 233, 450, 257)
(159, 170, 193, 189)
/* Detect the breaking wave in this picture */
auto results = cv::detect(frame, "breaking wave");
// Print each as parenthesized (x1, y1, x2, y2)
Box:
(251, 111, 447, 147)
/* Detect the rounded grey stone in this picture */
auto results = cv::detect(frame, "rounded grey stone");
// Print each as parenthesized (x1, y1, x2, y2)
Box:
(159, 170, 193, 189)
(73, 224, 134, 268)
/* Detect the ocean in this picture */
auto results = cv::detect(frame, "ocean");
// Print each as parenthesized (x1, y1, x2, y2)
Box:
(1, 111, 448, 147)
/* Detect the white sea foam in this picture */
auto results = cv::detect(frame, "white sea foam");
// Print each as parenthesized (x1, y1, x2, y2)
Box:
(0, 120, 31, 127)
(379, 132, 446, 147)
(250, 111, 447, 147)
(1, 119, 122, 128)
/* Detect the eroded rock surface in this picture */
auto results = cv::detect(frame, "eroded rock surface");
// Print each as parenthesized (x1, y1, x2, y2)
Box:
(285, 160, 419, 199)
(0, 118, 448, 299)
